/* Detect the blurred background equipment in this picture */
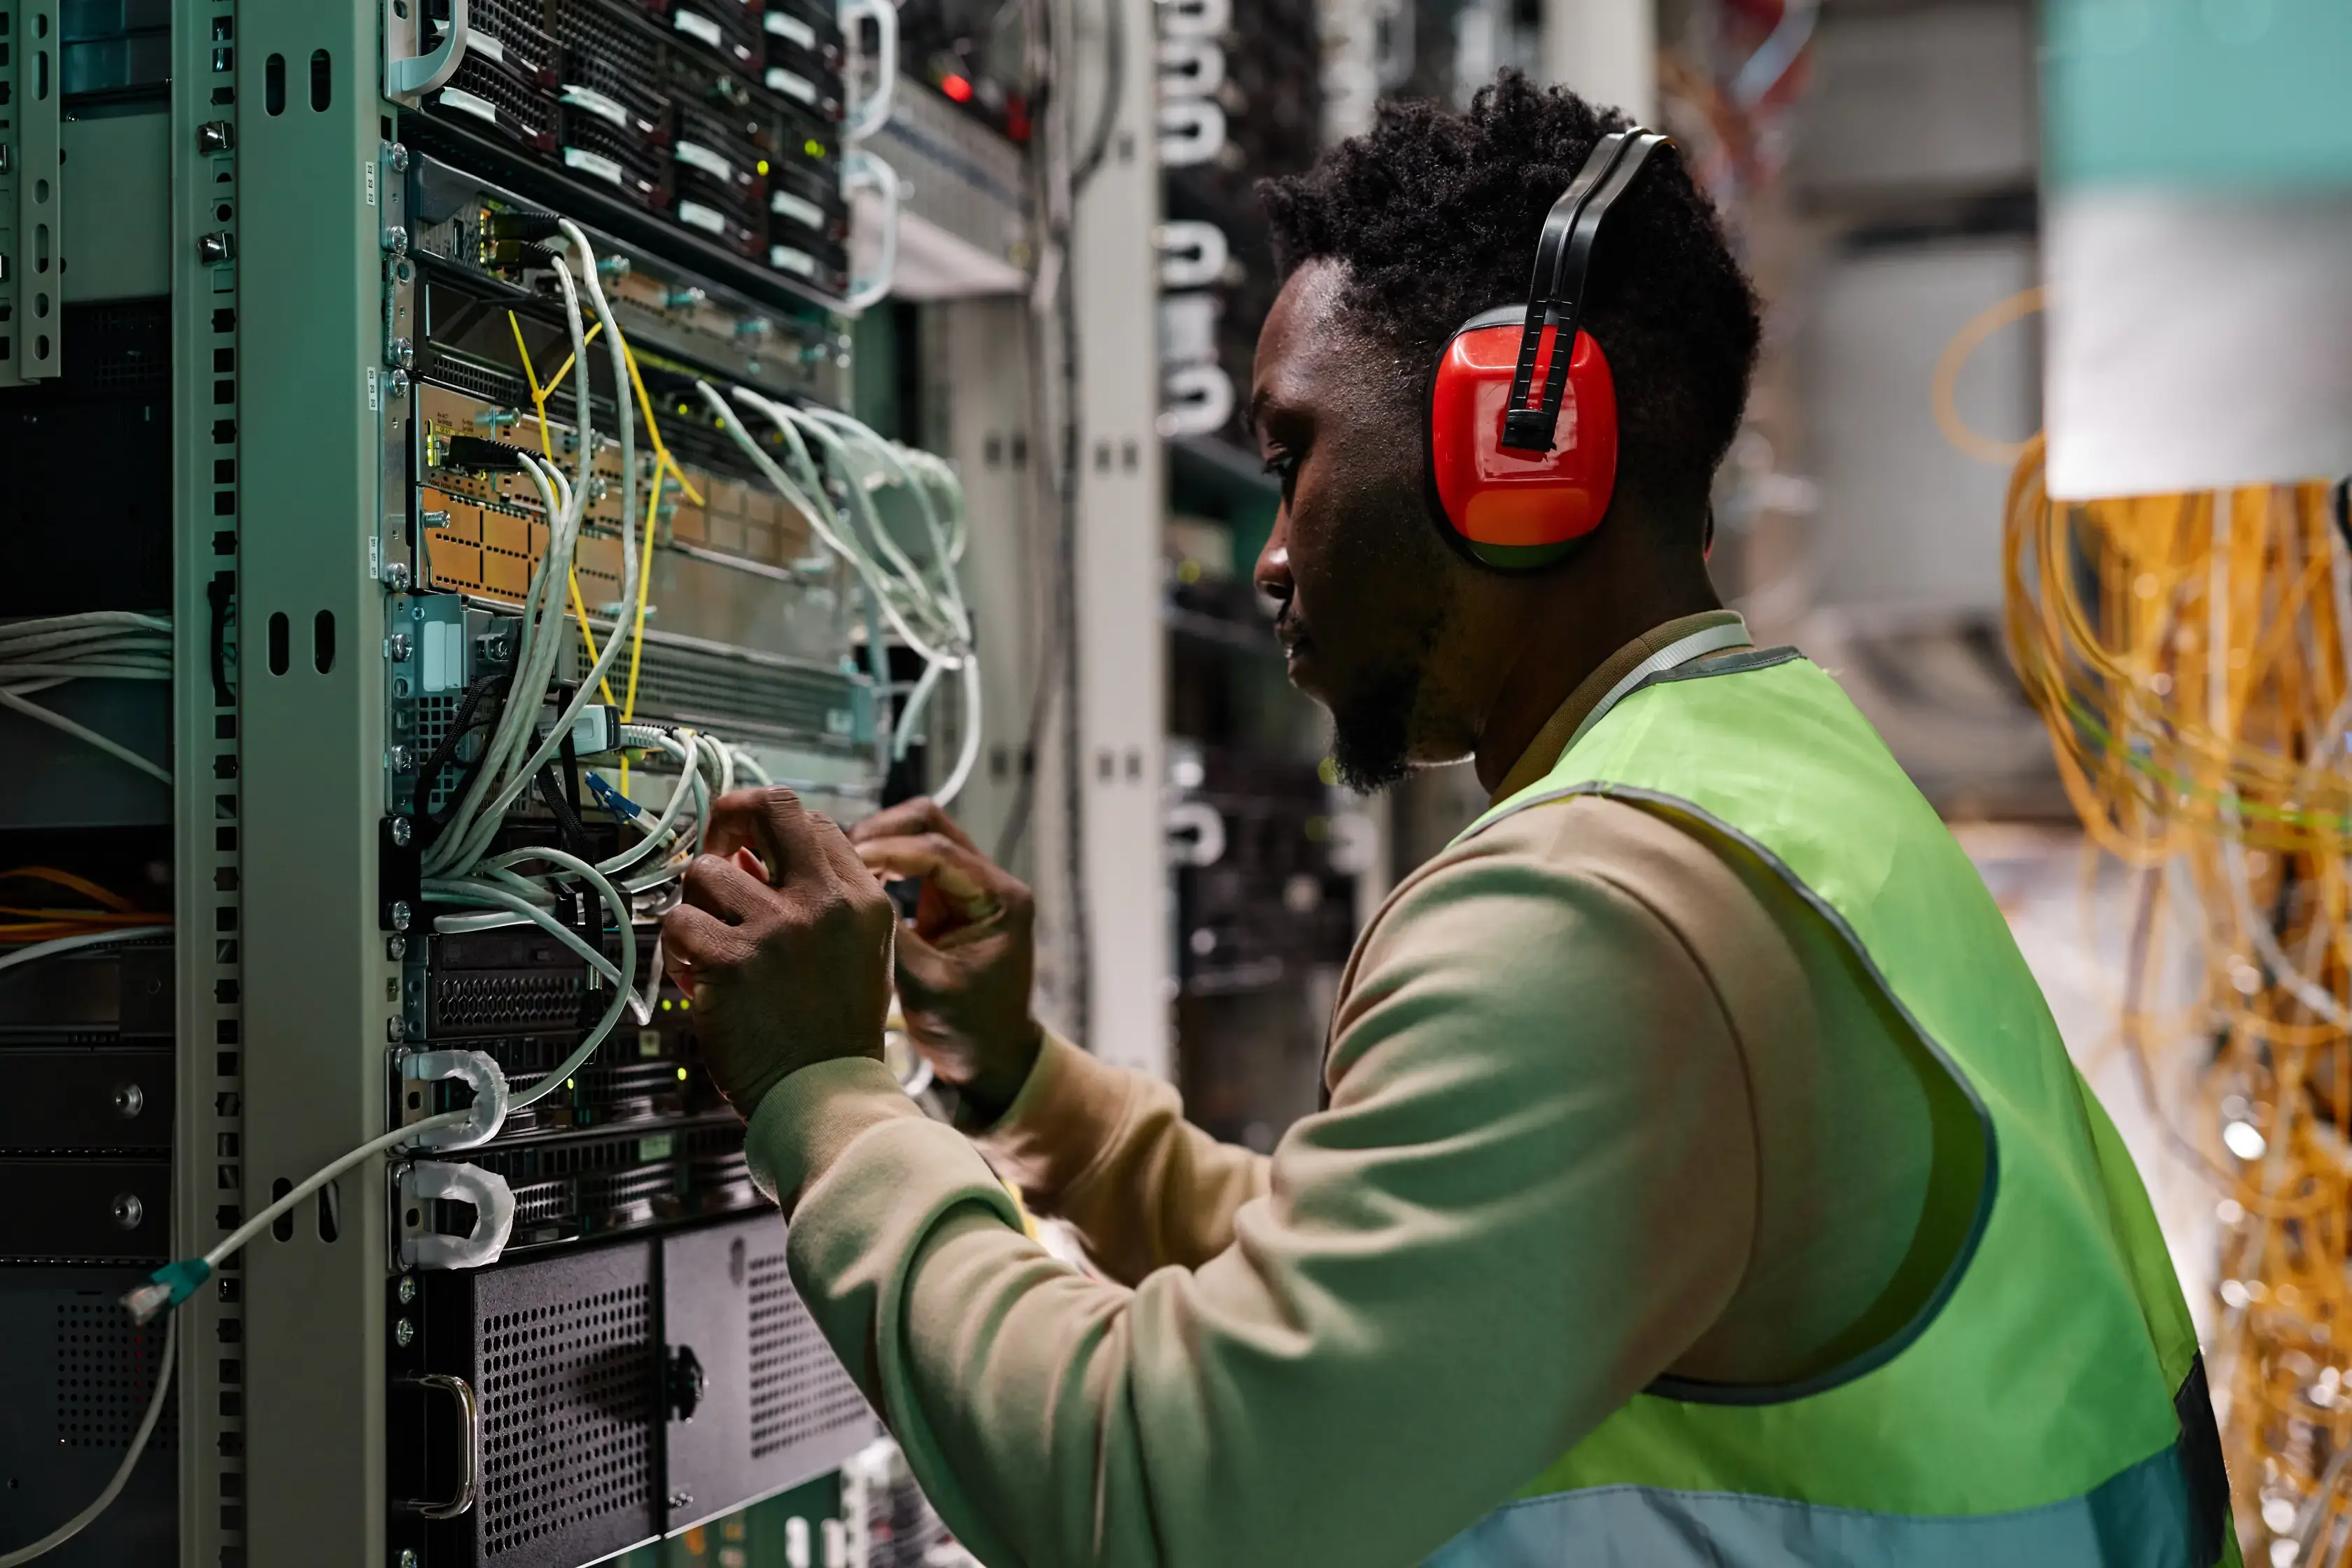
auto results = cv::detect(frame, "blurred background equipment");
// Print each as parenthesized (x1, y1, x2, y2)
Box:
(2007, 8, 2352, 1563)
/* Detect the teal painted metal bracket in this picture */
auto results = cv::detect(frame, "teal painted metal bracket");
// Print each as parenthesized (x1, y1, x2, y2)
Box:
(0, 0, 62, 386)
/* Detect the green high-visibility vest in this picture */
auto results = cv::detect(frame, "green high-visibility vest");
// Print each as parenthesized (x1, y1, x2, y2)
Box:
(1431, 646, 2237, 1567)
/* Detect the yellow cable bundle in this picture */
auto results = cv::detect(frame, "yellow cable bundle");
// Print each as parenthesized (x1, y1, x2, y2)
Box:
(505, 309, 708, 793)
(2006, 442, 2352, 1559)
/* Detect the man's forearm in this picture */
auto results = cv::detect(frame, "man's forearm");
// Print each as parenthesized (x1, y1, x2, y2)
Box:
(968, 1029, 1270, 1283)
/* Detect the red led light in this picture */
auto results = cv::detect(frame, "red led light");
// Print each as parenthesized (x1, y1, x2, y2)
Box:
(940, 72, 974, 103)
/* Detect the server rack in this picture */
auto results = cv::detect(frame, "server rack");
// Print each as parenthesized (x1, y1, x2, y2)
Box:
(0, 5, 946, 1563)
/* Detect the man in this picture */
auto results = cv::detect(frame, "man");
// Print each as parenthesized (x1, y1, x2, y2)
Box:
(664, 76, 2231, 1567)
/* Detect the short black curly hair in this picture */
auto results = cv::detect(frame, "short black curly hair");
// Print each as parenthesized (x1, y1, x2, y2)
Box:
(1260, 71, 1760, 524)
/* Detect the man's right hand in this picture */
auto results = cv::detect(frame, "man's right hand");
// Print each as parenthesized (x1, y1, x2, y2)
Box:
(848, 797, 1042, 1122)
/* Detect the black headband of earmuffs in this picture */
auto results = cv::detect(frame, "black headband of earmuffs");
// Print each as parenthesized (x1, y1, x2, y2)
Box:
(1497, 128, 1672, 454)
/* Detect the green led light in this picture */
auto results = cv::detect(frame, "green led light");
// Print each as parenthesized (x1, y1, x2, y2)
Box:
(804, 139, 825, 159)
(676, 1067, 689, 1082)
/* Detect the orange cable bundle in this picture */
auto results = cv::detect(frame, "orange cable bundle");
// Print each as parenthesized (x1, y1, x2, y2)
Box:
(0, 867, 171, 944)
(2006, 440, 2352, 1560)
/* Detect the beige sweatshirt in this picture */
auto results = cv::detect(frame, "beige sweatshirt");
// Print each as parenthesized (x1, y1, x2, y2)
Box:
(743, 613, 1967, 1566)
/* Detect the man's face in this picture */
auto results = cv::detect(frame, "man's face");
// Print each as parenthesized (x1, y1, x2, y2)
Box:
(1250, 261, 1487, 791)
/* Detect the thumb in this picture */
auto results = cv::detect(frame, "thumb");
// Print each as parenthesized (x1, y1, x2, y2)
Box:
(890, 920, 959, 1000)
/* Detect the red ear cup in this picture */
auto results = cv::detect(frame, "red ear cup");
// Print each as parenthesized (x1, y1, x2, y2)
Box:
(1430, 321, 1619, 568)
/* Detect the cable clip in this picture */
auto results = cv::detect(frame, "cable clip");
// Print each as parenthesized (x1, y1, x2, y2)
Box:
(399, 1050, 510, 1151)
(398, 1162, 517, 1271)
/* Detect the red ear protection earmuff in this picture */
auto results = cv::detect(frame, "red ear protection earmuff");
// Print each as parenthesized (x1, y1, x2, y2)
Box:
(1429, 128, 1672, 570)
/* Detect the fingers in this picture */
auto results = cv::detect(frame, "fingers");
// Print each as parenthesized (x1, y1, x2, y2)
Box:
(805, 809, 878, 890)
(680, 850, 778, 924)
(704, 787, 828, 885)
(854, 833, 1004, 907)
(661, 901, 741, 988)
(847, 796, 978, 854)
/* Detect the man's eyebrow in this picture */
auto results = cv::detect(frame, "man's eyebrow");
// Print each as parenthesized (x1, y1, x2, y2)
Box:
(1244, 384, 1280, 437)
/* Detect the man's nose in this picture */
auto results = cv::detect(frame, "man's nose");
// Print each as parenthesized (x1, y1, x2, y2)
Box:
(1253, 516, 1293, 603)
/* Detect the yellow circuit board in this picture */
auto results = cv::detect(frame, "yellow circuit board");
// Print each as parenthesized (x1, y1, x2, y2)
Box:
(415, 384, 818, 608)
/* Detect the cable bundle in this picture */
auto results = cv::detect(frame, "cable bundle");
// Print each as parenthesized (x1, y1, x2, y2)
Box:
(2006, 438, 2352, 1562)
(697, 380, 983, 804)
(0, 611, 172, 783)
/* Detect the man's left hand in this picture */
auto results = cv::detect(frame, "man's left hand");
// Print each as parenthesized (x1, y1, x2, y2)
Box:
(661, 788, 897, 1118)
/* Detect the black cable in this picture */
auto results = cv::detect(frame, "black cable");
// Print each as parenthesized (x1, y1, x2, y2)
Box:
(204, 572, 236, 709)
(533, 763, 591, 858)
(1069, 0, 1126, 194)
(416, 673, 511, 840)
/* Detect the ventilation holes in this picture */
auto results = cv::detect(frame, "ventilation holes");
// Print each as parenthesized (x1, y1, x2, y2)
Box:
(312, 610, 335, 673)
(265, 612, 288, 676)
(269, 1176, 293, 1241)
(263, 53, 284, 115)
(746, 1253, 868, 1460)
(478, 1287, 654, 1555)
(55, 1301, 176, 1450)
(308, 49, 330, 111)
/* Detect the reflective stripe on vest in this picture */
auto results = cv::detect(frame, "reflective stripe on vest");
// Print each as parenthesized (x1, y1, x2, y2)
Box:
(1431, 650, 2237, 1568)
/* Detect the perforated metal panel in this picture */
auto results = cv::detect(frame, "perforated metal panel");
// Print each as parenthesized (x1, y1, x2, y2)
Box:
(420, 1240, 661, 1568)
(746, 1252, 869, 1460)
(661, 1214, 877, 1536)
(53, 1298, 174, 1449)
(0, 1274, 175, 1565)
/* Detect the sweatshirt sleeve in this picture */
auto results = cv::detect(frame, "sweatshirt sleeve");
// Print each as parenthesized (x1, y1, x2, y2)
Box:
(962, 1028, 1272, 1284)
(745, 816, 1760, 1568)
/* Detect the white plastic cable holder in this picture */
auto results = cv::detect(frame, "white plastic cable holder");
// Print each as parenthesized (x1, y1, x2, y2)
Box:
(399, 1161, 518, 1272)
(399, 1049, 510, 1151)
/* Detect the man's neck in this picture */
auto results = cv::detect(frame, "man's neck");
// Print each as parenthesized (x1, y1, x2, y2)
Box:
(1471, 571, 1725, 796)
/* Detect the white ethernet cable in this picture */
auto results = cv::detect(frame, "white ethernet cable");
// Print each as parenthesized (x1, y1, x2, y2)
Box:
(696, 384, 984, 804)
(426, 223, 642, 881)
(0, 1320, 176, 1565)
(0, 928, 178, 1564)
(0, 611, 172, 784)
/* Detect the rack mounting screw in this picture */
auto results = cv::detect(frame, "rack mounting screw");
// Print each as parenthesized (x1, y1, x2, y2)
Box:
(388, 631, 412, 662)
(388, 143, 411, 174)
(390, 745, 416, 776)
(197, 120, 234, 154)
(386, 337, 414, 372)
(389, 900, 414, 932)
(114, 1084, 145, 1119)
(398, 1552, 419, 1568)
(382, 225, 410, 258)
(398, 1275, 418, 1305)
(382, 561, 413, 592)
(197, 232, 236, 265)
(387, 370, 412, 400)
(389, 816, 414, 848)
(393, 1317, 415, 1348)
(387, 934, 408, 961)
(112, 1194, 144, 1230)
(388, 1016, 407, 1042)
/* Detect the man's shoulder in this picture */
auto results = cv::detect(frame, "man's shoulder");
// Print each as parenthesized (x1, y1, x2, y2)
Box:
(1376, 790, 1758, 933)
(1340, 789, 1802, 1026)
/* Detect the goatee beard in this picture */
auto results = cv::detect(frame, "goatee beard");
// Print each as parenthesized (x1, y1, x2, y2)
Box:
(1327, 660, 1420, 794)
